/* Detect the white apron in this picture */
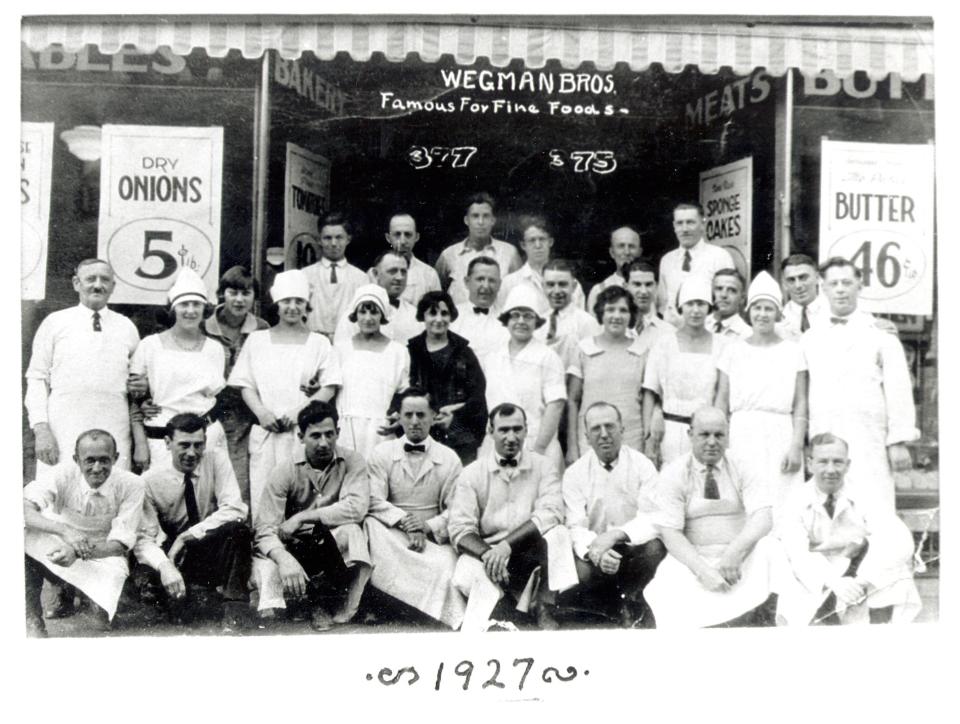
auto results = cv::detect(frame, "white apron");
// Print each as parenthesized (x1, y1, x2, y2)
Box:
(729, 410, 803, 515)
(247, 428, 300, 520)
(45, 391, 131, 473)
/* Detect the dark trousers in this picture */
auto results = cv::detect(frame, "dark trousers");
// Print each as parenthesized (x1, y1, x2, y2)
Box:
(501, 533, 551, 604)
(24, 555, 60, 620)
(286, 522, 350, 607)
(566, 540, 667, 615)
(815, 539, 871, 625)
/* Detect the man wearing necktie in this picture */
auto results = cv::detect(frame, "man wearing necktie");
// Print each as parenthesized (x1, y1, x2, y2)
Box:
(643, 407, 778, 628)
(449, 256, 509, 365)
(560, 402, 665, 627)
(23, 430, 145, 637)
(376, 212, 441, 306)
(773, 433, 922, 625)
(364, 389, 466, 629)
(334, 250, 424, 344)
(709, 268, 752, 338)
(448, 403, 579, 631)
(656, 203, 735, 327)
(800, 257, 917, 520)
(134, 413, 251, 632)
(533, 259, 601, 362)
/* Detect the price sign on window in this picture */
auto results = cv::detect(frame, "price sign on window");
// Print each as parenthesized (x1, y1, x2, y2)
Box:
(98, 125, 223, 304)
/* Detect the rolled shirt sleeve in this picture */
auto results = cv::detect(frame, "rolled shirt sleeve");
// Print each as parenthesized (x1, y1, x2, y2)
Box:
(254, 464, 294, 557)
(134, 495, 171, 570)
(730, 453, 773, 516)
(542, 348, 567, 404)
(107, 476, 146, 550)
(22, 475, 58, 511)
(648, 462, 690, 532)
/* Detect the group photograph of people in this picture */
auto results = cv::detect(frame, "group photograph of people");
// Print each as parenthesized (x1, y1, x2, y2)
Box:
(23, 192, 930, 638)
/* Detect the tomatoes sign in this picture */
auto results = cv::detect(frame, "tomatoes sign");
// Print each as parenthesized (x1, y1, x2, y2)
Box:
(98, 125, 223, 304)
(819, 140, 934, 315)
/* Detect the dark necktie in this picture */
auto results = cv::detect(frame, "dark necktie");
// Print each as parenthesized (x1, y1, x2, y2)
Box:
(682, 250, 691, 272)
(703, 464, 720, 500)
(498, 457, 518, 468)
(183, 472, 201, 526)
(714, 317, 724, 334)
(92, 311, 102, 332)
(830, 316, 848, 326)
(602, 460, 614, 472)
(547, 309, 559, 342)
(403, 443, 426, 454)
(824, 492, 837, 519)
(390, 298, 400, 309)
(800, 306, 810, 332)
(635, 317, 645, 335)
(473, 306, 490, 315)
(329, 263, 338, 284)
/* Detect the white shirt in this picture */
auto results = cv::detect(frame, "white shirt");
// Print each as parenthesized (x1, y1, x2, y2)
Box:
(436, 238, 521, 305)
(562, 446, 659, 559)
(302, 258, 368, 335)
(710, 312, 752, 338)
(367, 255, 441, 307)
(657, 239, 735, 324)
(24, 304, 140, 426)
(779, 295, 879, 340)
(450, 302, 509, 365)
(135, 447, 248, 570)
(627, 311, 675, 354)
(534, 303, 603, 346)
(497, 263, 587, 310)
(333, 296, 423, 345)
(585, 272, 626, 313)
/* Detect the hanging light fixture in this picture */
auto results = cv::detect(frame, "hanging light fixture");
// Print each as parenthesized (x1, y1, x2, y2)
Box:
(60, 125, 103, 162)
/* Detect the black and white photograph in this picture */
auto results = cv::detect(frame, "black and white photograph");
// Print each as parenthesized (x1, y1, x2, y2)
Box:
(13, 7, 950, 718)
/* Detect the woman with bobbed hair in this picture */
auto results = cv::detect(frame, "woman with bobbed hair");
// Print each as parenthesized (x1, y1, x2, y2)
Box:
(405, 290, 487, 464)
(566, 285, 646, 462)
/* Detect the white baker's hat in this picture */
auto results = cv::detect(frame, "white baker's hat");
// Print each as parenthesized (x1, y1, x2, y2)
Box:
(676, 274, 712, 307)
(348, 283, 391, 322)
(747, 271, 783, 311)
(167, 267, 210, 306)
(499, 284, 546, 325)
(270, 269, 310, 302)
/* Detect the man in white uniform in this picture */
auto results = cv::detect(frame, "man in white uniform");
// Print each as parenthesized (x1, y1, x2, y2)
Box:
(25, 258, 141, 472)
(435, 192, 521, 305)
(335, 250, 423, 343)
(449, 256, 509, 365)
(710, 268, 752, 338)
(586, 224, 643, 313)
(644, 407, 777, 628)
(535, 259, 601, 367)
(801, 257, 917, 518)
(773, 432, 922, 625)
(302, 212, 368, 339)
(498, 216, 586, 310)
(24, 429, 145, 636)
(657, 203, 735, 327)
(374, 212, 441, 306)
(624, 259, 674, 347)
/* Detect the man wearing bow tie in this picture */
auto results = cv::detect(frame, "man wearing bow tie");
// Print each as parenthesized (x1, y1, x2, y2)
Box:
(134, 413, 251, 633)
(334, 250, 423, 344)
(449, 256, 509, 364)
(448, 403, 578, 631)
(364, 389, 466, 629)
(800, 257, 917, 519)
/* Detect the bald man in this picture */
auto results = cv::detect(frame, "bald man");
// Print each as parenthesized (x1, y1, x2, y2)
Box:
(586, 225, 642, 312)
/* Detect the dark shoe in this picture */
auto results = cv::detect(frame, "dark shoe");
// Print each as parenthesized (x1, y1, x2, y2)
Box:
(26, 615, 48, 638)
(618, 598, 650, 629)
(310, 605, 334, 632)
(220, 601, 247, 635)
(535, 603, 560, 631)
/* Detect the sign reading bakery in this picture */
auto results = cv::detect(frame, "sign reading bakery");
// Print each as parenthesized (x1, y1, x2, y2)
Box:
(97, 125, 223, 304)
(819, 140, 934, 316)
(21, 122, 54, 300)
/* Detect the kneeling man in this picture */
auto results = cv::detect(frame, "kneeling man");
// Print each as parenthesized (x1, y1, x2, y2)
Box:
(134, 413, 251, 631)
(774, 432, 922, 625)
(644, 406, 776, 628)
(24, 429, 145, 636)
(365, 388, 466, 629)
(561, 402, 665, 627)
(448, 403, 578, 632)
(253, 400, 371, 630)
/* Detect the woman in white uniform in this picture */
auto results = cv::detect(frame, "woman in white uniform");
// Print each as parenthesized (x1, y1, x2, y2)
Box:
(715, 271, 808, 513)
(642, 275, 724, 467)
(130, 268, 226, 471)
(334, 284, 410, 457)
(228, 270, 342, 518)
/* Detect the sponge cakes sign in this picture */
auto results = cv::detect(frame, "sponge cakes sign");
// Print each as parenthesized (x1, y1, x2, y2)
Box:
(97, 125, 223, 305)
(699, 157, 753, 281)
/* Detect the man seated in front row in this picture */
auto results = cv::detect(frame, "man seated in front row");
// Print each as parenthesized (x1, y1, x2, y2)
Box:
(643, 406, 777, 628)
(561, 402, 666, 627)
(365, 388, 466, 629)
(134, 413, 251, 632)
(252, 400, 371, 630)
(773, 432, 922, 625)
(24, 429, 145, 637)
(448, 403, 578, 632)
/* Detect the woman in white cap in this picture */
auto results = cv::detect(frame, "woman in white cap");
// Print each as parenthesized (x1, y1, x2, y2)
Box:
(715, 270, 808, 511)
(482, 284, 567, 470)
(228, 269, 342, 518)
(335, 284, 410, 457)
(642, 274, 725, 467)
(129, 267, 227, 471)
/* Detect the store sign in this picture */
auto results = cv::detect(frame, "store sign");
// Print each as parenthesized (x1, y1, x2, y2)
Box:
(284, 143, 330, 270)
(274, 58, 346, 115)
(97, 125, 223, 305)
(799, 70, 934, 101)
(685, 71, 771, 128)
(699, 157, 753, 279)
(21, 122, 54, 300)
(819, 140, 934, 316)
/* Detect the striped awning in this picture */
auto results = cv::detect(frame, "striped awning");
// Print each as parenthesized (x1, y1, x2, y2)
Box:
(21, 19, 934, 80)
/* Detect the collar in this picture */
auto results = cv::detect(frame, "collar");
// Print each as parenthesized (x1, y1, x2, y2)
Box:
(294, 444, 345, 470)
(206, 306, 262, 337)
(811, 484, 854, 515)
(74, 465, 116, 496)
(605, 272, 626, 286)
(489, 448, 530, 473)
(589, 447, 622, 471)
(580, 334, 647, 358)
(690, 454, 726, 476)
(466, 301, 499, 316)
(393, 435, 439, 461)
(519, 263, 542, 281)
(319, 257, 343, 269)
(458, 238, 497, 255)
(78, 303, 108, 318)
(677, 238, 708, 257)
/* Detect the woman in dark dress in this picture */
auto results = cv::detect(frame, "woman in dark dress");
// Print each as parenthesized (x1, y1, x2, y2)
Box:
(406, 291, 487, 464)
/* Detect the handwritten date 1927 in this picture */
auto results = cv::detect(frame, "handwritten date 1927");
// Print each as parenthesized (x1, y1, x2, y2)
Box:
(365, 658, 588, 692)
